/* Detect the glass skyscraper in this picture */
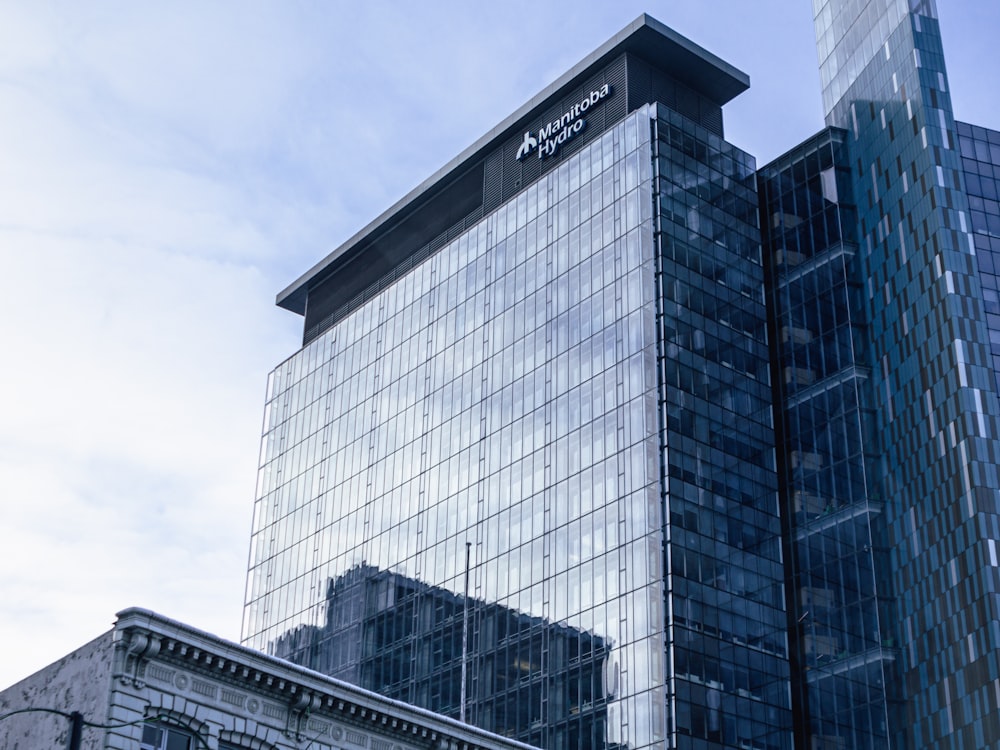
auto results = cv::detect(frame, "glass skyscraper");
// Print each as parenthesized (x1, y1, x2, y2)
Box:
(958, 121, 1000, 397)
(759, 127, 897, 749)
(243, 7, 1000, 750)
(244, 17, 790, 750)
(806, 1, 1000, 747)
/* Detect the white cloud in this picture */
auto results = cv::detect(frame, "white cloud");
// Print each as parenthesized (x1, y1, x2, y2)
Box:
(0, 223, 295, 683)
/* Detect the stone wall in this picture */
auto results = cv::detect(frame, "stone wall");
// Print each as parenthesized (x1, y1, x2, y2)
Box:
(0, 631, 115, 750)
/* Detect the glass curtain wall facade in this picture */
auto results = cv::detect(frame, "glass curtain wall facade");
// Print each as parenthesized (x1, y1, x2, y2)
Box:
(269, 565, 618, 747)
(246, 109, 665, 749)
(759, 128, 896, 749)
(957, 122, 1000, 398)
(654, 104, 791, 748)
(813, 0, 1000, 746)
(244, 68, 792, 748)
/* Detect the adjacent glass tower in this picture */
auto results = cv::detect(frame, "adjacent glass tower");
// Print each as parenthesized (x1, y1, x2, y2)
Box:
(794, 0, 1000, 747)
(759, 127, 897, 749)
(243, 16, 791, 750)
(958, 121, 1000, 397)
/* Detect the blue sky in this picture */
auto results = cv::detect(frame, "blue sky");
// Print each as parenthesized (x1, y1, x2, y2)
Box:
(0, 0, 997, 689)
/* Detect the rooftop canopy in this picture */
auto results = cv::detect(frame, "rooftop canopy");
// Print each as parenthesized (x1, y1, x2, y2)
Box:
(277, 13, 749, 315)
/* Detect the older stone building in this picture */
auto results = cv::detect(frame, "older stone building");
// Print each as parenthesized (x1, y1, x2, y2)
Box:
(0, 608, 535, 750)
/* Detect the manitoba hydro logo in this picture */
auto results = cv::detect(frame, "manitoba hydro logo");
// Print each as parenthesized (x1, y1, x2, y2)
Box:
(516, 84, 612, 161)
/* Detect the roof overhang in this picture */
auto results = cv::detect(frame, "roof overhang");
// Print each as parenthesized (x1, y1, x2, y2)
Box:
(277, 13, 749, 315)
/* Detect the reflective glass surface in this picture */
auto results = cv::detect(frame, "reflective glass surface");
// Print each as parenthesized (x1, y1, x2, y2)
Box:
(654, 105, 791, 749)
(813, 2, 1000, 747)
(247, 109, 662, 749)
(760, 127, 895, 750)
(957, 121, 1000, 397)
(245, 104, 791, 749)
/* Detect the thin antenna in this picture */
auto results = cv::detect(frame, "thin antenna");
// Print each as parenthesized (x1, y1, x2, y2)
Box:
(460, 541, 472, 723)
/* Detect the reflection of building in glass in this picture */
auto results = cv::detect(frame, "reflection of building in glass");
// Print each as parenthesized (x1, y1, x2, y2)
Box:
(244, 6, 1000, 750)
(759, 128, 899, 750)
(273, 565, 618, 748)
(244, 16, 790, 750)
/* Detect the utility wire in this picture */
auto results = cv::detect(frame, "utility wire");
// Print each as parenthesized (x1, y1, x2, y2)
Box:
(0, 708, 211, 749)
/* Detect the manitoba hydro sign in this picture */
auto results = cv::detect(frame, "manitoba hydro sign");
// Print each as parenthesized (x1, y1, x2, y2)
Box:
(516, 84, 612, 161)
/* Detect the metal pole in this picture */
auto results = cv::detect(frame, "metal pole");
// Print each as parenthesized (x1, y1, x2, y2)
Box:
(459, 541, 471, 723)
(67, 711, 83, 750)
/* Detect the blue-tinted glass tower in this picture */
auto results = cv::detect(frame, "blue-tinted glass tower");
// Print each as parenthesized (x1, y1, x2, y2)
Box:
(759, 128, 898, 749)
(243, 16, 791, 750)
(786, 1, 1000, 747)
(957, 121, 1000, 397)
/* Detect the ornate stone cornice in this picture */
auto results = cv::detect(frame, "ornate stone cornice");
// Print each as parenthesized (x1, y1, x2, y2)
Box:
(114, 607, 535, 750)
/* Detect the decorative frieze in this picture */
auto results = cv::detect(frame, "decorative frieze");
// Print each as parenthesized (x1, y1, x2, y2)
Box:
(191, 678, 217, 699)
(220, 687, 246, 708)
(346, 728, 367, 746)
(262, 702, 286, 720)
(147, 664, 175, 684)
(307, 718, 330, 735)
